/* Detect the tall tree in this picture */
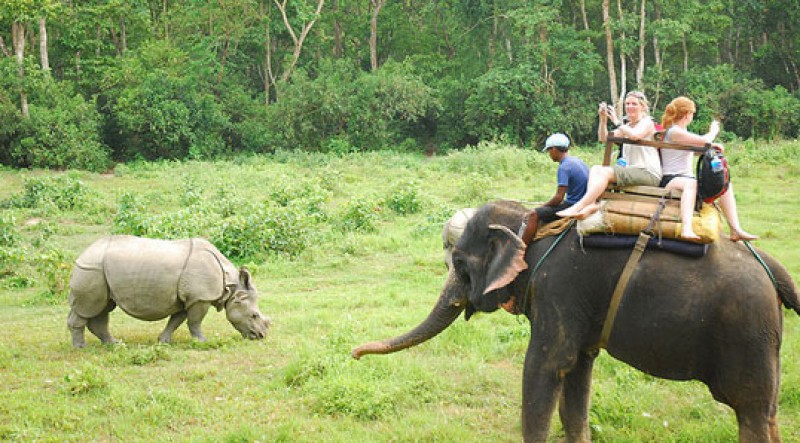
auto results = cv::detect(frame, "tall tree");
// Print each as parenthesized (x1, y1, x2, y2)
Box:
(602, 0, 618, 108)
(11, 20, 29, 117)
(369, 0, 385, 71)
(274, 0, 325, 82)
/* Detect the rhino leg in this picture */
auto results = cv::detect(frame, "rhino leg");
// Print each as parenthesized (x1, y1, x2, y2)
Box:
(68, 301, 117, 347)
(67, 308, 89, 348)
(159, 311, 187, 343)
(87, 302, 119, 345)
(186, 302, 211, 342)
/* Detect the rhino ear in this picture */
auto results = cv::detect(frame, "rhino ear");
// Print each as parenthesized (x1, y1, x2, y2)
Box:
(483, 224, 527, 295)
(239, 267, 254, 290)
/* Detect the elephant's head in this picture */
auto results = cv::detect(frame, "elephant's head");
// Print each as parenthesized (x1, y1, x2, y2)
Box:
(352, 201, 528, 359)
(225, 268, 271, 340)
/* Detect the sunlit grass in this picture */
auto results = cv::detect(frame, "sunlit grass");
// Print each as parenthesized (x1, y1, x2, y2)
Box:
(0, 141, 798, 442)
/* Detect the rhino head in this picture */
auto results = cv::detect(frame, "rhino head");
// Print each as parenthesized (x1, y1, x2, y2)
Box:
(224, 268, 271, 340)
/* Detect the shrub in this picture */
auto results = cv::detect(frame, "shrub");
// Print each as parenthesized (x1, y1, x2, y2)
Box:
(213, 203, 310, 260)
(25, 247, 71, 305)
(63, 364, 109, 396)
(3, 175, 90, 211)
(2, 76, 110, 172)
(383, 181, 422, 215)
(0, 212, 19, 247)
(337, 198, 381, 233)
(112, 193, 149, 236)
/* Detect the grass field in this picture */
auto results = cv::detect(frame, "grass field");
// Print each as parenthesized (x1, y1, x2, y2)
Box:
(1, 140, 798, 442)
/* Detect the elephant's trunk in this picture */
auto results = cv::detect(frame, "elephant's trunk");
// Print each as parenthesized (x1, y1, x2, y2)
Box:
(352, 274, 465, 360)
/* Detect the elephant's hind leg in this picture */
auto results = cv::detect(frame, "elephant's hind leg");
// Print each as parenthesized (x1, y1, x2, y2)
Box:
(159, 311, 187, 343)
(86, 301, 118, 345)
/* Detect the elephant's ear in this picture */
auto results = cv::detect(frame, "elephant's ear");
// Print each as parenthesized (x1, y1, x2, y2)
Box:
(483, 224, 528, 295)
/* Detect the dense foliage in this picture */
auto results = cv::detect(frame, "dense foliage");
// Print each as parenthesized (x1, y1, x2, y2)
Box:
(0, 1, 798, 169)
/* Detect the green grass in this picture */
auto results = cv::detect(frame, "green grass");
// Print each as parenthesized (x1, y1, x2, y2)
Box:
(0, 140, 798, 442)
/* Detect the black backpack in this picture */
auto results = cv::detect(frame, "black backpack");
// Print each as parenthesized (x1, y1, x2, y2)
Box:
(696, 148, 730, 203)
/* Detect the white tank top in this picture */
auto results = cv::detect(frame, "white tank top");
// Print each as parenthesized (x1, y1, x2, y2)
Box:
(621, 117, 661, 180)
(660, 127, 694, 176)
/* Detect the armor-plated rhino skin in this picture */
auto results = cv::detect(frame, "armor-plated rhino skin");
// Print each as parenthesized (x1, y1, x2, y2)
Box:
(67, 235, 271, 348)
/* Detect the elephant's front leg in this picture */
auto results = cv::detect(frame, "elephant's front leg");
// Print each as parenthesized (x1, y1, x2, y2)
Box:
(186, 302, 211, 342)
(558, 351, 596, 443)
(159, 311, 187, 343)
(521, 338, 566, 443)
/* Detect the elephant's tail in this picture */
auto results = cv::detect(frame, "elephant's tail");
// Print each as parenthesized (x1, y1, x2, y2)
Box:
(758, 250, 800, 316)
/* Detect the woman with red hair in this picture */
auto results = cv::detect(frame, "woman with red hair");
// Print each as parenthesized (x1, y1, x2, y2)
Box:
(660, 96, 757, 241)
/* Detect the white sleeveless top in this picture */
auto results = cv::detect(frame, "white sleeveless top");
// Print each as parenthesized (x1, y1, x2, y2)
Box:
(621, 117, 661, 180)
(660, 127, 694, 176)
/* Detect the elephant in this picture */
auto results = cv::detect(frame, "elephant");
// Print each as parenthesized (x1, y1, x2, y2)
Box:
(352, 200, 800, 442)
(68, 235, 271, 347)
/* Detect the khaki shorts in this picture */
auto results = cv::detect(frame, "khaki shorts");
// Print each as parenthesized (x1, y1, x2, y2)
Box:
(612, 166, 661, 187)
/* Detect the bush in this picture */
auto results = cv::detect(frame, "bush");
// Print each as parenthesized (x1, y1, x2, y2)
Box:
(383, 181, 422, 215)
(3, 175, 90, 211)
(11, 100, 111, 172)
(337, 198, 381, 233)
(102, 42, 231, 161)
(464, 64, 561, 147)
(0, 212, 19, 248)
(264, 60, 440, 151)
(213, 203, 311, 260)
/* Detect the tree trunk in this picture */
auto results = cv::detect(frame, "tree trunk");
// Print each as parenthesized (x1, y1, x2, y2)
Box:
(0, 36, 9, 57)
(602, 0, 618, 108)
(12, 22, 29, 118)
(259, 0, 275, 105)
(635, 0, 646, 89)
(682, 33, 688, 72)
(120, 19, 127, 53)
(487, 13, 497, 69)
(369, 0, 386, 71)
(615, 0, 627, 109)
(163, 0, 169, 39)
(333, 0, 342, 57)
(39, 18, 49, 72)
(579, 0, 590, 32)
(652, 0, 662, 110)
(274, 0, 325, 83)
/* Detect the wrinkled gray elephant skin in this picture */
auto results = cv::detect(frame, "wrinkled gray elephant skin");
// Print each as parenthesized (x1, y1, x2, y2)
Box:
(353, 200, 800, 442)
(68, 235, 271, 348)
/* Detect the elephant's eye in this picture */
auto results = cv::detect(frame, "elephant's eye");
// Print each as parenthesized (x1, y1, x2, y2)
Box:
(453, 257, 471, 284)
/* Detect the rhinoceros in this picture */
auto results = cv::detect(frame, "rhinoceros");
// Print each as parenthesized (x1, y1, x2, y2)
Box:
(67, 235, 271, 348)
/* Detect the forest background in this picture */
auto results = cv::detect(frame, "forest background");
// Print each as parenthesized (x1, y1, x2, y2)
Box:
(1, 0, 799, 171)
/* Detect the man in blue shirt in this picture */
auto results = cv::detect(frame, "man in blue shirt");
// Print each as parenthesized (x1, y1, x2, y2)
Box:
(519, 133, 589, 245)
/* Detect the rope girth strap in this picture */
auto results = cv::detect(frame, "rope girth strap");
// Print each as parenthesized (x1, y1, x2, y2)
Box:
(591, 190, 671, 352)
